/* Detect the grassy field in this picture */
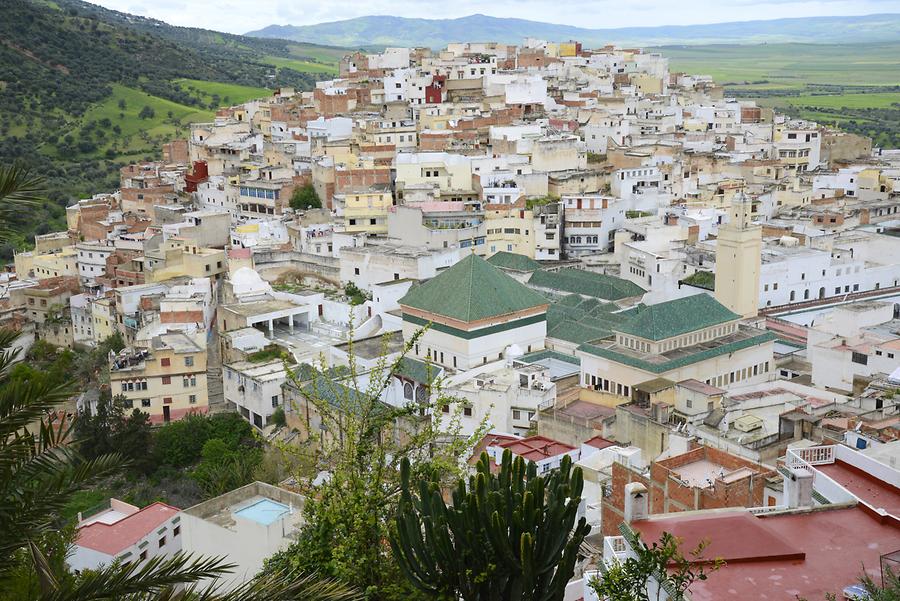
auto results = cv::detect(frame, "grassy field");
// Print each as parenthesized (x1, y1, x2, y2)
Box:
(659, 42, 900, 88)
(66, 84, 213, 159)
(758, 92, 900, 110)
(285, 42, 350, 64)
(263, 55, 338, 75)
(173, 78, 271, 104)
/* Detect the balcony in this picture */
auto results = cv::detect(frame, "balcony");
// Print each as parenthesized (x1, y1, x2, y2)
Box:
(603, 535, 629, 567)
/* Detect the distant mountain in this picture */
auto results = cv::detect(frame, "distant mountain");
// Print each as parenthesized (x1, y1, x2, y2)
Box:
(246, 13, 900, 48)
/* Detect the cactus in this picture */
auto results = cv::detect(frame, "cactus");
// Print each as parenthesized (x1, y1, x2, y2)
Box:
(390, 449, 591, 601)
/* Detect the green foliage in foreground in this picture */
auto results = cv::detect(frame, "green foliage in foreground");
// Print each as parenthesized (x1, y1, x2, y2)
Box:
(391, 450, 590, 601)
(0, 324, 360, 600)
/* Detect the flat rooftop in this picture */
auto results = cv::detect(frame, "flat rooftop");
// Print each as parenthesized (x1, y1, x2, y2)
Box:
(333, 330, 404, 360)
(816, 460, 900, 518)
(675, 458, 758, 488)
(633, 506, 900, 601)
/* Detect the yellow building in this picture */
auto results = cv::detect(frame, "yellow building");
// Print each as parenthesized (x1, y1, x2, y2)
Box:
(91, 296, 117, 345)
(485, 205, 536, 258)
(334, 189, 394, 233)
(15, 246, 78, 280)
(145, 240, 227, 283)
(558, 42, 578, 57)
(109, 331, 208, 424)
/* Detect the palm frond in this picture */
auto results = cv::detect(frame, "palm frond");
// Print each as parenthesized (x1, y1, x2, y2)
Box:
(0, 164, 45, 208)
(45, 553, 235, 601)
(0, 164, 46, 241)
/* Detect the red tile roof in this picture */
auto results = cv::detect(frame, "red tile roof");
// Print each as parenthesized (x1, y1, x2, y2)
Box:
(498, 435, 576, 462)
(583, 435, 616, 450)
(76, 502, 180, 556)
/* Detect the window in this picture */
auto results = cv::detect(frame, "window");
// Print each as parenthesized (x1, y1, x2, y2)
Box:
(442, 405, 450, 413)
(173, 526, 180, 537)
(160, 358, 170, 367)
(158, 536, 166, 548)
(162, 376, 171, 385)
(686, 399, 692, 408)
(889, 353, 895, 359)
(188, 395, 196, 404)
(272, 395, 280, 408)
(139, 550, 147, 562)
(141, 399, 151, 407)
(852, 352, 868, 365)
(463, 407, 472, 417)
(183, 378, 190, 388)
(513, 409, 521, 420)
(354, 267, 360, 275)
(184, 356, 194, 367)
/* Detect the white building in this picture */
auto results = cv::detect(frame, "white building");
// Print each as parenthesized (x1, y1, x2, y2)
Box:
(180, 482, 305, 591)
(68, 499, 181, 572)
(223, 359, 292, 429)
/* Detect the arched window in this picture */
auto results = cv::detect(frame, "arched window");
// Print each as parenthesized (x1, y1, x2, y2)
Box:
(819, 287, 826, 299)
(789, 290, 796, 302)
(403, 382, 413, 400)
(804, 289, 810, 300)
(415, 386, 427, 403)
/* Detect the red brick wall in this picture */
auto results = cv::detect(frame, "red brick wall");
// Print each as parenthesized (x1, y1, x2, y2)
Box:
(161, 310, 204, 324)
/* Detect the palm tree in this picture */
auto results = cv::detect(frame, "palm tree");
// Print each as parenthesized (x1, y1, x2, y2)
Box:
(0, 165, 44, 241)
(0, 171, 360, 600)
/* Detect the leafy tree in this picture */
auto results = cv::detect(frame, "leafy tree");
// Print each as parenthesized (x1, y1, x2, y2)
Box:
(589, 531, 724, 601)
(138, 105, 155, 120)
(391, 449, 590, 601)
(117, 98, 126, 110)
(264, 331, 487, 600)
(75, 392, 154, 475)
(0, 325, 360, 600)
(270, 406, 287, 427)
(290, 183, 322, 211)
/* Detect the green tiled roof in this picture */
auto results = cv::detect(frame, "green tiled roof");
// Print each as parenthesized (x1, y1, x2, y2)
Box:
(614, 294, 740, 341)
(394, 357, 441, 385)
(528, 268, 645, 301)
(399, 254, 548, 323)
(578, 331, 778, 374)
(545, 294, 629, 344)
(486, 251, 542, 272)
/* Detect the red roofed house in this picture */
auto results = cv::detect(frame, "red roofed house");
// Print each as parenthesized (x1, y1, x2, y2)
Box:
(488, 435, 579, 474)
(572, 442, 900, 601)
(68, 499, 181, 572)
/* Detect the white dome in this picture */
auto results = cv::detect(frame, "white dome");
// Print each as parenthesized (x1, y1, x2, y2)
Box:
(231, 267, 271, 296)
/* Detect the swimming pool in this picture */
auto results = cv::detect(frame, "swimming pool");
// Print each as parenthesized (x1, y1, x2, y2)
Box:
(234, 498, 291, 526)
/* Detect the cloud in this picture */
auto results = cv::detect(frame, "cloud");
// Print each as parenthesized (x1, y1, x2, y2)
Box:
(88, 0, 900, 33)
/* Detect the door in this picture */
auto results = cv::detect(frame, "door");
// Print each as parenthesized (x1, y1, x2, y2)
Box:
(163, 406, 171, 423)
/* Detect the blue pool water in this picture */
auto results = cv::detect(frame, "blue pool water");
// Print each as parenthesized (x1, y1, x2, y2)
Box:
(234, 498, 290, 525)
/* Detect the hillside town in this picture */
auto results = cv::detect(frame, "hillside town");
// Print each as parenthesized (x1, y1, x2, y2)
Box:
(5, 38, 900, 600)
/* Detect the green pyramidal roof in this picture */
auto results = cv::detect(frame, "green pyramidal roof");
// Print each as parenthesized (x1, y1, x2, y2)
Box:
(614, 293, 740, 341)
(486, 251, 542, 273)
(399, 254, 548, 323)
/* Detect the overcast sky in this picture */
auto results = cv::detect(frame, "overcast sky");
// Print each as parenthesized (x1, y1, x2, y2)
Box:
(89, 0, 900, 34)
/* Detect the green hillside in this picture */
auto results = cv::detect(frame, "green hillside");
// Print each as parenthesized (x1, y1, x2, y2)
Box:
(0, 0, 348, 256)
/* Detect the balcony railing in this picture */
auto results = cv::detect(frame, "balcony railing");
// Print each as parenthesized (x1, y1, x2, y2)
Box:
(787, 445, 835, 467)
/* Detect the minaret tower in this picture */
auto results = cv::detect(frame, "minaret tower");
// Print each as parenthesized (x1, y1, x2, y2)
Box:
(715, 191, 761, 318)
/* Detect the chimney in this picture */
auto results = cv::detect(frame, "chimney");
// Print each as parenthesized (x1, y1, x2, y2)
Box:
(624, 482, 649, 523)
(784, 466, 814, 508)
